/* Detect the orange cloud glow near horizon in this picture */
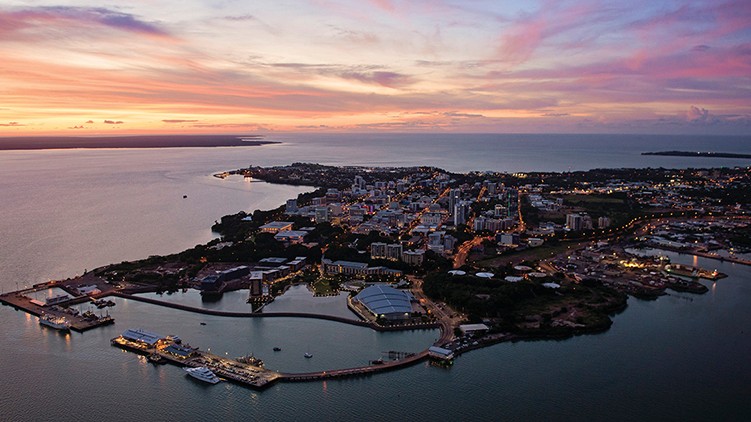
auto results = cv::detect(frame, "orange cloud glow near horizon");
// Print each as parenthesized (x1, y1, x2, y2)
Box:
(1, 1, 750, 136)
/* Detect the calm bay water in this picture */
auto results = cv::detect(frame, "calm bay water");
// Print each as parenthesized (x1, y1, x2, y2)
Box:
(1, 134, 750, 421)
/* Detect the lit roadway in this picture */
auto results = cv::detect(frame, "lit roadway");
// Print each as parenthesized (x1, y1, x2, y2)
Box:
(453, 188, 522, 268)
(453, 235, 491, 269)
(408, 276, 460, 345)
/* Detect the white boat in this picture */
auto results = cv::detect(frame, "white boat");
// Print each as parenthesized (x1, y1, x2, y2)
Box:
(184, 366, 220, 384)
(38, 314, 71, 332)
(304, 352, 313, 359)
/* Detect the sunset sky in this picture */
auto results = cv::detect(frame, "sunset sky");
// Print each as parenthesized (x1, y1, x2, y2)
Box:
(1, 0, 750, 135)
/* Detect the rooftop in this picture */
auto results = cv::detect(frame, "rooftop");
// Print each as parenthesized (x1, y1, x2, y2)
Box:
(355, 285, 413, 316)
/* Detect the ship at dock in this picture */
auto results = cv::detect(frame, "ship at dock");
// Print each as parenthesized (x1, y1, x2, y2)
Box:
(38, 314, 71, 332)
(184, 366, 221, 384)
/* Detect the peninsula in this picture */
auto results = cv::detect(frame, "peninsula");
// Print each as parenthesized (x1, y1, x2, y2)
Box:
(642, 150, 751, 159)
(2, 163, 749, 388)
(0, 135, 278, 151)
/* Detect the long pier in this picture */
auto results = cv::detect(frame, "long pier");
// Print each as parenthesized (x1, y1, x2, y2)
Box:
(279, 350, 429, 382)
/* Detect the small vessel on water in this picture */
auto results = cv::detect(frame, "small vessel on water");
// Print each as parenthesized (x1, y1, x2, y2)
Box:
(304, 352, 313, 359)
(184, 367, 220, 384)
(38, 313, 71, 332)
(273, 347, 282, 352)
(148, 353, 166, 365)
(236, 354, 264, 367)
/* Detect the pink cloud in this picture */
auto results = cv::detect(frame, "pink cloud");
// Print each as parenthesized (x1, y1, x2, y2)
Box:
(0, 6, 172, 41)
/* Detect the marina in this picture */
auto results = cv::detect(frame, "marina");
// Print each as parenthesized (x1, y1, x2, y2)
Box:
(0, 285, 115, 332)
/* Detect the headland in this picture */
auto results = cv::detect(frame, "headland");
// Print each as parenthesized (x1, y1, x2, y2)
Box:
(2, 162, 749, 390)
(0, 134, 278, 151)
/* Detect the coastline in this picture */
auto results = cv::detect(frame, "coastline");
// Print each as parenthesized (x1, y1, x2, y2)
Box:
(0, 135, 278, 151)
(2, 162, 746, 389)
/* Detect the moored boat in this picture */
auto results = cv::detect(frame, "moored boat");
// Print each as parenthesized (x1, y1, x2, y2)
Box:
(184, 366, 220, 384)
(38, 313, 71, 332)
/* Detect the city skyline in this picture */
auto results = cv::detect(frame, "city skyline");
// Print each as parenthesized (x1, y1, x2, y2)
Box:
(1, 0, 750, 135)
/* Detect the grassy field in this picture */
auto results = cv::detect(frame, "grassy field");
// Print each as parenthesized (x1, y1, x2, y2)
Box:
(475, 240, 591, 268)
(311, 278, 338, 295)
(563, 194, 626, 205)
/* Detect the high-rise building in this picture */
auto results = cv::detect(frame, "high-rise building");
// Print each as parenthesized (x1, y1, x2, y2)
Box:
(401, 250, 425, 266)
(454, 202, 467, 226)
(566, 213, 583, 231)
(370, 242, 387, 259)
(448, 189, 460, 216)
(487, 182, 497, 195)
(494, 204, 507, 217)
(581, 215, 593, 230)
(354, 175, 366, 190)
(286, 198, 298, 214)
(598, 216, 611, 229)
(473, 216, 486, 232)
(385, 243, 403, 261)
(315, 206, 330, 223)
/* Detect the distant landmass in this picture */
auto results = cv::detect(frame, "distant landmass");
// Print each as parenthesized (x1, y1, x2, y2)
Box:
(0, 135, 279, 151)
(642, 151, 751, 159)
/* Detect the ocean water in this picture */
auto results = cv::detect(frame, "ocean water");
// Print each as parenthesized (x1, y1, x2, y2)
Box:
(1, 134, 750, 421)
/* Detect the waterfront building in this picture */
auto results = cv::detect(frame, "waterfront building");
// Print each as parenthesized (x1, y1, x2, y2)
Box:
(353, 285, 416, 321)
(76, 285, 101, 296)
(428, 346, 454, 360)
(121, 328, 163, 347)
(459, 323, 490, 336)
(260, 221, 294, 233)
(321, 259, 402, 277)
(598, 216, 611, 229)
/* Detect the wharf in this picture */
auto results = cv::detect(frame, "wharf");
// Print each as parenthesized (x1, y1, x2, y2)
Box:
(663, 263, 727, 281)
(111, 336, 280, 389)
(0, 292, 114, 332)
